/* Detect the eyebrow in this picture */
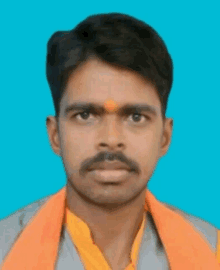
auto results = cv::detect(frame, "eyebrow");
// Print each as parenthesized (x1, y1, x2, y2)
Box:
(64, 102, 159, 116)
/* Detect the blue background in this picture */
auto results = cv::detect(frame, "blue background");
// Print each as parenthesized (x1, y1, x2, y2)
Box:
(1, 0, 219, 226)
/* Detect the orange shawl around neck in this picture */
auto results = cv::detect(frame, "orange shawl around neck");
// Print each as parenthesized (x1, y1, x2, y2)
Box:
(1, 187, 220, 270)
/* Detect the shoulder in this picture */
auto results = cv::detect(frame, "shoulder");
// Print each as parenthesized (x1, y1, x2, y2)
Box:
(0, 195, 51, 262)
(164, 202, 219, 251)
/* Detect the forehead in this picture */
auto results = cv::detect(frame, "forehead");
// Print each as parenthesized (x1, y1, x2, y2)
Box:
(60, 58, 161, 112)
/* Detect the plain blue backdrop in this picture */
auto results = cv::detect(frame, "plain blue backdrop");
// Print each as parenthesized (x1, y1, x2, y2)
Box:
(1, 0, 219, 227)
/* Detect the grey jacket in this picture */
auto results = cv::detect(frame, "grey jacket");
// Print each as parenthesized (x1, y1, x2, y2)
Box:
(0, 195, 218, 269)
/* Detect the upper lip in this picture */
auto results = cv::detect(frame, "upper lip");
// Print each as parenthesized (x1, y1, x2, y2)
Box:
(88, 161, 131, 171)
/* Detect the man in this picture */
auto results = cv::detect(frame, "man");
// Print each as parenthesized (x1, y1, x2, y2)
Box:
(0, 12, 220, 270)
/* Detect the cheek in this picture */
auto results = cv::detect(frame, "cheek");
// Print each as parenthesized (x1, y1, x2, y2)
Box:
(131, 129, 161, 166)
(59, 124, 95, 171)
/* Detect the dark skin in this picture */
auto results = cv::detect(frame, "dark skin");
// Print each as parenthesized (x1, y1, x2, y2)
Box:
(47, 58, 173, 270)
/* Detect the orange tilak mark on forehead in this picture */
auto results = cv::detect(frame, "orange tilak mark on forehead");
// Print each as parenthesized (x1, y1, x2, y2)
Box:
(104, 99, 119, 112)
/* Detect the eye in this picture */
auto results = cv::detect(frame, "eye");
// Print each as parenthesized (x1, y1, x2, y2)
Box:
(71, 111, 149, 125)
(72, 111, 96, 122)
(127, 113, 149, 124)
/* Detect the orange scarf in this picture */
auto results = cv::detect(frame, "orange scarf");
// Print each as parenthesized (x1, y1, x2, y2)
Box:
(1, 187, 220, 270)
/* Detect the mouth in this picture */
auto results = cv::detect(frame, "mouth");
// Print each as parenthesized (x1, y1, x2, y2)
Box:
(88, 161, 132, 172)
(88, 169, 132, 183)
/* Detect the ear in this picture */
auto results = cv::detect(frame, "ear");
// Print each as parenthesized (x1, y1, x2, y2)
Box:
(46, 116, 61, 156)
(160, 118, 173, 157)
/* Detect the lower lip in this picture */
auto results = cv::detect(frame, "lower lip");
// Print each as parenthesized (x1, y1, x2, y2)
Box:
(89, 169, 131, 183)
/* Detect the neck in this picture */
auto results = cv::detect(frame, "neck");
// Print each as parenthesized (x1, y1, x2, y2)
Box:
(66, 181, 147, 254)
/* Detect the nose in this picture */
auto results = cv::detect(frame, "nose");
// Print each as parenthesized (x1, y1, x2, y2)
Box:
(96, 115, 125, 151)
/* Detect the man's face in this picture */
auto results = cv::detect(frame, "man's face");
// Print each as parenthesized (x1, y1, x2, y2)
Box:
(47, 58, 173, 207)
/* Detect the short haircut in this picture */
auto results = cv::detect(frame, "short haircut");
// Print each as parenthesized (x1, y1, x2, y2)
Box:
(46, 12, 173, 119)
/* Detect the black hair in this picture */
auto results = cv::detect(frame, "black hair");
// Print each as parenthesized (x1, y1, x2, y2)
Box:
(46, 12, 173, 119)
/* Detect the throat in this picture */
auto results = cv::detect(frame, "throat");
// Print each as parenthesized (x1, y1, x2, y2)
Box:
(98, 242, 133, 270)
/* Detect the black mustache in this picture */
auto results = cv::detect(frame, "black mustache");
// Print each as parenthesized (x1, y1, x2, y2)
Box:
(79, 151, 139, 176)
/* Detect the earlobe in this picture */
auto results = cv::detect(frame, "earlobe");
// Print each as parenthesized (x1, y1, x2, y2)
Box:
(46, 116, 61, 156)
